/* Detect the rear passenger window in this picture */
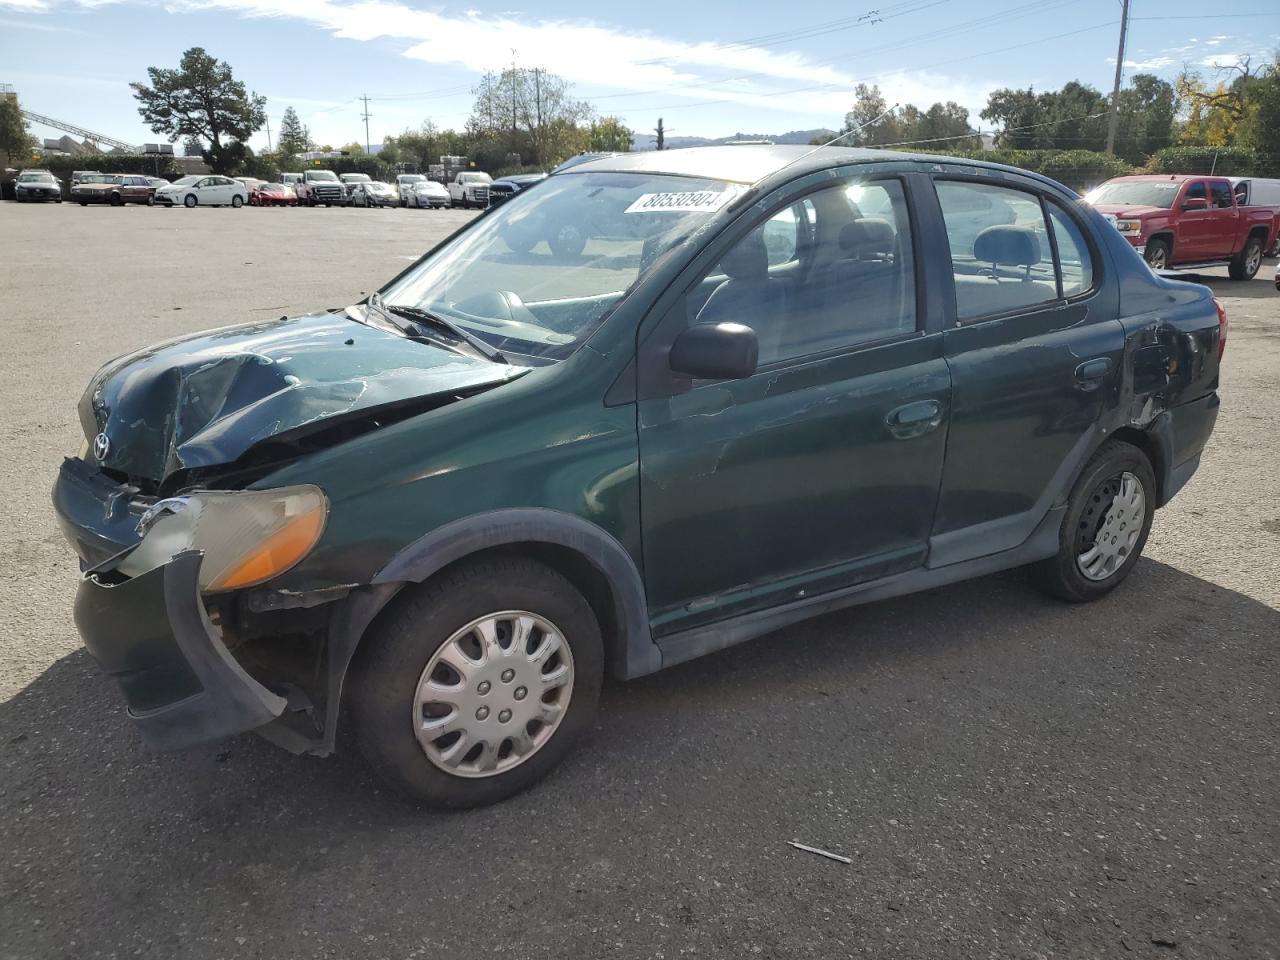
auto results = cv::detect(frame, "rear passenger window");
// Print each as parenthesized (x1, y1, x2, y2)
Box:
(1046, 203, 1094, 298)
(689, 179, 916, 366)
(936, 181, 1057, 321)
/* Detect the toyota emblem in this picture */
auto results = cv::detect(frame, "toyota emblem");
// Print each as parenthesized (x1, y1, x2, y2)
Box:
(92, 432, 111, 461)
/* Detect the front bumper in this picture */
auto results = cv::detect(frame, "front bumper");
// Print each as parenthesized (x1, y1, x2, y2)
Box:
(75, 551, 286, 750)
(17, 187, 60, 201)
(71, 191, 109, 204)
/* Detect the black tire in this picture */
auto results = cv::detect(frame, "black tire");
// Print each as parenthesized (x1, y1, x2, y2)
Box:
(1228, 235, 1263, 280)
(184, 194, 197, 208)
(231, 194, 243, 208)
(348, 556, 603, 808)
(79, 202, 88, 207)
(109, 192, 123, 207)
(1035, 440, 1156, 603)
(505, 230, 536, 254)
(1143, 238, 1171, 270)
(146, 193, 155, 207)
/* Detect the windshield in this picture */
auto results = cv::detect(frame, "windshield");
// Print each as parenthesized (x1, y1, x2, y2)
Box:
(80, 175, 118, 184)
(308, 171, 339, 182)
(172, 176, 199, 186)
(18, 173, 53, 182)
(400, 175, 425, 183)
(343, 174, 371, 182)
(1086, 181, 1182, 209)
(381, 171, 743, 361)
(460, 173, 492, 184)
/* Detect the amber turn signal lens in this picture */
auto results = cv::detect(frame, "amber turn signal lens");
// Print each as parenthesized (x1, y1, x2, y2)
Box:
(204, 503, 327, 592)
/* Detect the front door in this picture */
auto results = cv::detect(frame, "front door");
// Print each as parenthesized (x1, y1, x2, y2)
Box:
(637, 173, 951, 636)
(1175, 179, 1215, 261)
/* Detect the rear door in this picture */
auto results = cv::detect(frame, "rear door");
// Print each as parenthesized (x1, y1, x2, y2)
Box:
(1205, 179, 1240, 258)
(927, 175, 1124, 565)
(637, 171, 951, 635)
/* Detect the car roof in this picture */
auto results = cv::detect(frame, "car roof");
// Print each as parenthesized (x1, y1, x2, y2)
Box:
(560, 143, 1074, 189)
(1103, 174, 1211, 183)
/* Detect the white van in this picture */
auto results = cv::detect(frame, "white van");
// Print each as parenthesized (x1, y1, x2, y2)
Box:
(1230, 178, 1280, 252)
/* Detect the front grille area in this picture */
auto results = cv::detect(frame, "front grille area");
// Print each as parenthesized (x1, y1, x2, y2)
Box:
(474, 187, 490, 204)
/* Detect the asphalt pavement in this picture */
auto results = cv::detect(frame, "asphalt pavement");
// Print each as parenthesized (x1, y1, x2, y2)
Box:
(1, 202, 1276, 960)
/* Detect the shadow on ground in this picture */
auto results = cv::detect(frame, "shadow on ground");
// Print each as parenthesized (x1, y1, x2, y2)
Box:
(2, 560, 1277, 959)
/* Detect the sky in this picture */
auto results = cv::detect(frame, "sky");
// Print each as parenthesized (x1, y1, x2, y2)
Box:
(2, 0, 1278, 153)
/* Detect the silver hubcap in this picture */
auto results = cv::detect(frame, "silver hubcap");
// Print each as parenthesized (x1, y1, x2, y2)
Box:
(412, 611, 573, 778)
(1148, 247, 1166, 269)
(1077, 471, 1146, 581)
(1247, 245, 1261, 274)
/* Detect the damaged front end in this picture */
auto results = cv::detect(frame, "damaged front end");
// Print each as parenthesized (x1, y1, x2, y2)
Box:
(55, 310, 523, 754)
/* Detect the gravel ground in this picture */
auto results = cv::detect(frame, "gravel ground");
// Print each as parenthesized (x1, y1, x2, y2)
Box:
(1, 203, 1276, 960)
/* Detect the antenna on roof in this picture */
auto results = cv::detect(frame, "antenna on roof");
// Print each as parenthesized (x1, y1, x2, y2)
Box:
(756, 103, 899, 186)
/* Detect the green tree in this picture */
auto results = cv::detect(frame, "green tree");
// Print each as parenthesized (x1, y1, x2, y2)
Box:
(0, 95, 36, 165)
(131, 47, 266, 174)
(1112, 74, 1176, 163)
(1238, 56, 1280, 158)
(841, 84, 902, 145)
(587, 116, 633, 152)
(981, 87, 1046, 147)
(469, 67, 592, 167)
(276, 106, 311, 159)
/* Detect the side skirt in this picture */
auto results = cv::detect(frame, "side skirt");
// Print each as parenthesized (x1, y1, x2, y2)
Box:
(655, 504, 1065, 671)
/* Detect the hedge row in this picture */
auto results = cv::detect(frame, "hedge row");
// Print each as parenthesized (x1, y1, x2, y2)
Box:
(1144, 146, 1280, 178)
(892, 147, 1135, 191)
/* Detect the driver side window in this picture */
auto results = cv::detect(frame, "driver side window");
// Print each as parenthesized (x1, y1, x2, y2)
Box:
(687, 180, 917, 367)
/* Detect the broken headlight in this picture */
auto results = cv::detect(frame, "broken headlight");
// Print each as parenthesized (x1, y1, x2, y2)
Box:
(116, 485, 328, 593)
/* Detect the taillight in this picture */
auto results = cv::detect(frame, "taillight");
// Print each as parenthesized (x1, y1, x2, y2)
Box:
(1213, 298, 1228, 358)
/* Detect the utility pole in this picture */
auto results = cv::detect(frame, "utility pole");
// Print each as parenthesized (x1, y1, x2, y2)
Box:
(264, 113, 273, 153)
(360, 94, 372, 155)
(534, 67, 542, 167)
(1104, 0, 1130, 156)
(655, 117, 665, 150)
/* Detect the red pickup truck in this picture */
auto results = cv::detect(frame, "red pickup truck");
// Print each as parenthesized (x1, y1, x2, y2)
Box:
(1086, 174, 1278, 279)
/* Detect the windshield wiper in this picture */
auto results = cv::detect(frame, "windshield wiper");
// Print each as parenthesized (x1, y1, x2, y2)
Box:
(368, 292, 508, 364)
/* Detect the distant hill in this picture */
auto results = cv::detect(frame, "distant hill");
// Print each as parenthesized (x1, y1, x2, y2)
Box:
(631, 129, 837, 151)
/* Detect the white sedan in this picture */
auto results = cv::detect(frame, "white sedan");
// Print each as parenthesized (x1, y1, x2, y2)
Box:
(409, 179, 451, 209)
(155, 175, 249, 208)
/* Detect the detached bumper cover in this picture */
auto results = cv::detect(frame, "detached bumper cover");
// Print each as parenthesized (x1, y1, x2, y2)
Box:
(74, 550, 286, 751)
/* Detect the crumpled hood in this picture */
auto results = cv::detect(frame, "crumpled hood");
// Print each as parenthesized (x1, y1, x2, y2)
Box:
(79, 312, 524, 483)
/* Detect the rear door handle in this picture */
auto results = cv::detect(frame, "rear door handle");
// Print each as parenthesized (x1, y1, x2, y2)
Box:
(885, 399, 943, 439)
(1074, 357, 1113, 382)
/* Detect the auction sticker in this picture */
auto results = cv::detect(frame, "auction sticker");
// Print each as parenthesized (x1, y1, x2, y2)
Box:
(624, 188, 742, 215)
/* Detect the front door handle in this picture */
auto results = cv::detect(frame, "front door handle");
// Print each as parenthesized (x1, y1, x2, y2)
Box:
(885, 399, 943, 439)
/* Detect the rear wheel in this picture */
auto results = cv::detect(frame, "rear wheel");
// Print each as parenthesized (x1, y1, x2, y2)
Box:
(1036, 440, 1156, 602)
(1228, 235, 1263, 280)
(231, 194, 243, 208)
(109, 192, 123, 207)
(146, 193, 155, 206)
(1143, 238, 1171, 270)
(349, 557, 603, 808)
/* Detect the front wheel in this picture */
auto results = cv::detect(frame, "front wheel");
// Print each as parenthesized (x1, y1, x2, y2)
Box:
(1228, 235, 1263, 280)
(1143, 238, 1170, 271)
(184, 194, 197, 208)
(348, 557, 603, 808)
(231, 194, 243, 208)
(1036, 440, 1156, 603)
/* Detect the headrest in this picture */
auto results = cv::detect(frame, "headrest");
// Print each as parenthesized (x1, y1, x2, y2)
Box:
(839, 219, 896, 257)
(973, 225, 1040, 267)
(720, 230, 768, 279)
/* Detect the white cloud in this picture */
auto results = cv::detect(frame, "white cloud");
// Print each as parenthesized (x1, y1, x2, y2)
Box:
(1123, 56, 1175, 71)
(0, 0, 51, 10)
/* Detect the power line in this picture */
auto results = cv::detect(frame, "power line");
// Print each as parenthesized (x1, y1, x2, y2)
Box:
(360, 93, 372, 153)
(874, 110, 1110, 148)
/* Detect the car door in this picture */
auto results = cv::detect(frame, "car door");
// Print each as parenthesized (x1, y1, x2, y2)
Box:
(1205, 179, 1239, 259)
(926, 175, 1124, 565)
(1175, 179, 1213, 261)
(637, 171, 951, 636)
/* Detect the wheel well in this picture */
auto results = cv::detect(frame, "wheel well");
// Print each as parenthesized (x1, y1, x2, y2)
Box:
(1106, 426, 1164, 502)
(1248, 225, 1269, 243)
(394, 542, 627, 678)
(1147, 232, 1173, 250)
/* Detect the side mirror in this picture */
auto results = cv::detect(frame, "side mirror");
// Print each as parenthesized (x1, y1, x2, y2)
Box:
(1182, 197, 1209, 211)
(669, 322, 759, 381)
